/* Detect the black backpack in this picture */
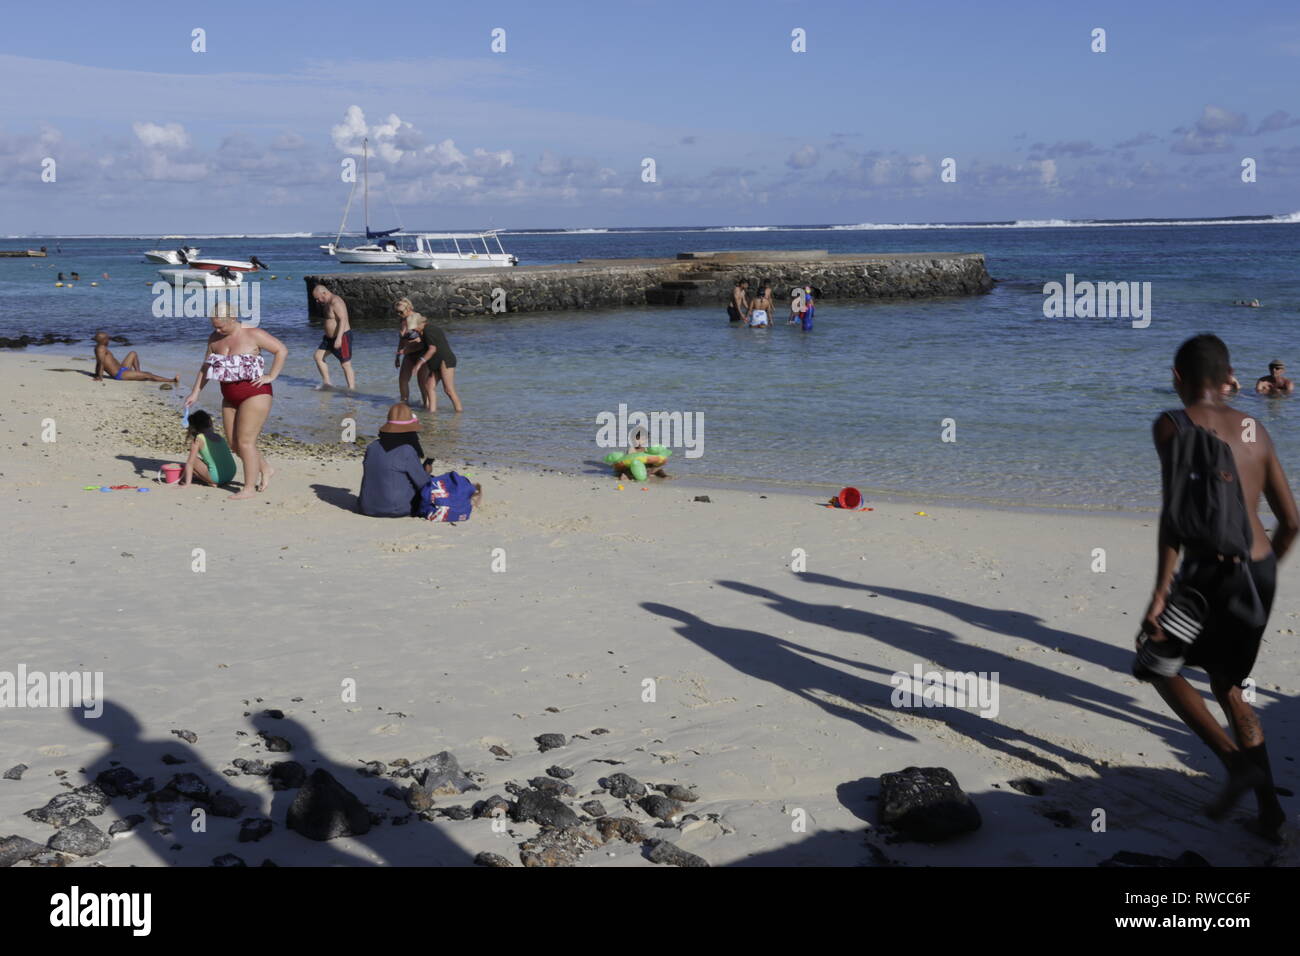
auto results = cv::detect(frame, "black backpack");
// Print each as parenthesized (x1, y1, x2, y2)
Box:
(1160, 408, 1253, 559)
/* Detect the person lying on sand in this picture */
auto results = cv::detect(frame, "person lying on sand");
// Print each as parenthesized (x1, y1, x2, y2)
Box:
(1256, 360, 1294, 396)
(1138, 334, 1298, 841)
(92, 331, 177, 383)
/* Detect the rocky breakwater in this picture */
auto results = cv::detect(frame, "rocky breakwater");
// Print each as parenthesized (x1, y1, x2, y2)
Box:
(305, 251, 993, 325)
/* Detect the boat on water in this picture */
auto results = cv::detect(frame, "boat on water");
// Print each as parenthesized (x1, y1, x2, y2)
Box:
(183, 255, 267, 273)
(323, 137, 406, 264)
(143, 243, 201, 264)
(398, 232, 518, 270)
(156, 268, 243, 288)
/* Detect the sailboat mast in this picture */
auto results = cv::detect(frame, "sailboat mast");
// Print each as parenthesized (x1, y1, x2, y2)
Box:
(362, 137, 370, 235)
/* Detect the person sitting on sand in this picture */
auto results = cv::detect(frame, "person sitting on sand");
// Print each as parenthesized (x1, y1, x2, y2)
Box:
(311, 284, 356, 391)
(179, 409, 238, 488)
(1138, 334, 1298, 841)
(1256, 360, 1294, 395)
(92, 331, 177, 384)
(727, 279, 749, 323)
(359, 404, 434, 517)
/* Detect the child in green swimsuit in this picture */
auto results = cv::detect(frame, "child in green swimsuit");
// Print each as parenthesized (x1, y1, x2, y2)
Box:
(181, 410, 238, 487)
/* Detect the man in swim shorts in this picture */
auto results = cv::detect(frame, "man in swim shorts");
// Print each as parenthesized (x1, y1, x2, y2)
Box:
(1140, 334, 1298, 840)
(727, 279, 749, 323)
(1255, 359, 1293, 395)
(311, 284, 356, 390)
(92, 331, 177, 383)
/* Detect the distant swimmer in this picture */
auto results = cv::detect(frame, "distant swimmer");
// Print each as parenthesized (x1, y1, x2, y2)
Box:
(727, 279, 750, 323)
(1256, 359, 1294, 396)
(70, 272, 80, 281)
(1234, 299, 1262, 308)
(92, 331, 178, 384)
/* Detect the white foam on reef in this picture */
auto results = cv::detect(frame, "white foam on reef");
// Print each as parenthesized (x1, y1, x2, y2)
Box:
(832, 214, 1300, 230)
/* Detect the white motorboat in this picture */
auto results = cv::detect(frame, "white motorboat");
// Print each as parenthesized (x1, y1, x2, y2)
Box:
(398, 232, 518, 270)
(184, 256, 267, 273)
(144, 244, 201, 264)
(327, 137, 406, 264)
(156, 268, 243, 288)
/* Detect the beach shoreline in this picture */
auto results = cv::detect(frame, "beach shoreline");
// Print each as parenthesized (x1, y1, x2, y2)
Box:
(2, 349, 1297, 867)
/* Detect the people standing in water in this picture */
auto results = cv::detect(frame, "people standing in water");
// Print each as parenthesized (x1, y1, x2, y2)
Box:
(311, 285, 356, 391)
(746, 281, 772, 327)
(92, 332, 178, 383)
(1137, 334, 1297, 840)
(393, 297, 429, 405)
(1255, 360, 1294, 395)
(727, 279, 750, 323)
(184, 306, 288, 500)
(412, 317, 463, 412)
(800, 286, 816, 331)
(179, 409, 238, 488)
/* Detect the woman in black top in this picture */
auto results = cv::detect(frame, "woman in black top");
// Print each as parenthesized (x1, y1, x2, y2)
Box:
(413, 320, 463, 412)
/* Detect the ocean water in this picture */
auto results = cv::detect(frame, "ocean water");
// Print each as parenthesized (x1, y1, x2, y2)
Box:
(3, 221, 1300, 510)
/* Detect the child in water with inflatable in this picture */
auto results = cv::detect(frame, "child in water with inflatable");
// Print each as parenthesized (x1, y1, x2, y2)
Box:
(180, 409, 238, 487)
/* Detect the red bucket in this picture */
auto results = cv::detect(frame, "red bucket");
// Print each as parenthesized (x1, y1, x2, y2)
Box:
(836, 486, 864, 510)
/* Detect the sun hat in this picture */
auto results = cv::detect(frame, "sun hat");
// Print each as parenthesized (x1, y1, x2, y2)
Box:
(379, 403, 420, 434)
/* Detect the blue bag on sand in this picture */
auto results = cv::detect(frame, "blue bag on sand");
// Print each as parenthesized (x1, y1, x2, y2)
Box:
(419, 471, 476, 523)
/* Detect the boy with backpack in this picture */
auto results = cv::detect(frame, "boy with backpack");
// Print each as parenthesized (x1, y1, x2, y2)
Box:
(1136, 334, 1298, 839)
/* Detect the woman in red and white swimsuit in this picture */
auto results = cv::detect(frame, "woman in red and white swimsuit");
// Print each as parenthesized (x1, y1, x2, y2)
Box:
(184, 308, 288, 500)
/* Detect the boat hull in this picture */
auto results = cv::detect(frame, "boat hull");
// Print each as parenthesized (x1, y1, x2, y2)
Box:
(334, 247, 404, 264)
(399, 254, 517, 270)
(187, 258, 256, 272)
(156, 268, 243, 288)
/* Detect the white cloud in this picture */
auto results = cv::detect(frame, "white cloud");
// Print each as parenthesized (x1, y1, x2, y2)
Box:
(132, 121, 190, 151)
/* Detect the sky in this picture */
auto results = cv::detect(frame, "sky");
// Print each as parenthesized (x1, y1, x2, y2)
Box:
(2, 0, 1299, 232)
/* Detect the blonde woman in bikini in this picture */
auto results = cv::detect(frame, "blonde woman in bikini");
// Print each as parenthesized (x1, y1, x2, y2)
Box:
(394, 297, 429, 406)
(184, 305, 289, 500)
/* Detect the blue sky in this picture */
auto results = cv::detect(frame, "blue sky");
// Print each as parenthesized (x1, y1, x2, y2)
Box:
(3, 0, 1299, 232)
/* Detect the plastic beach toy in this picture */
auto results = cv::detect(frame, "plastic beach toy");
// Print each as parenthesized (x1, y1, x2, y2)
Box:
(603, 445, 672, 482)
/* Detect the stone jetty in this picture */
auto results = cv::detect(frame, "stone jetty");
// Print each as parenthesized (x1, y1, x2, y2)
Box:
(304, 250, 993, 325)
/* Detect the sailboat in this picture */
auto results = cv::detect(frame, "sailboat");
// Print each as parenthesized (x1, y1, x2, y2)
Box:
(322, 138, 406, 264)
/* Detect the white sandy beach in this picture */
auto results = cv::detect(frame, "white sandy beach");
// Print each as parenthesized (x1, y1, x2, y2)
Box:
(2, 349, 1297, 867)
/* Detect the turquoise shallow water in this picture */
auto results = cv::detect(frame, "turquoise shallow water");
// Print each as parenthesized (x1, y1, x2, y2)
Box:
(4, 223, 1300, 509)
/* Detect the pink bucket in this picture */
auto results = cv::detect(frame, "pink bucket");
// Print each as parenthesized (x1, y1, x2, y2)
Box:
(161, 463, 182, 484)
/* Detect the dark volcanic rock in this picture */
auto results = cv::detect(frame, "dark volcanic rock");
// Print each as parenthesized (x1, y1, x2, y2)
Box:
(160, 754, 185, 765)
(25, 785, 109, 827)
(519, 826, 601, 867)
(646, 839, 709, 867)
(269, 761, 306, 791)
(3, 764, 28, 781)
(239, 819, 273, 843)
(233, 758, 272, 776)
(1008, 778, 1045, 796)
(262, 709, 285, 719)
(48, 819, 111, 857)
(208, 792, 242, 818)
(0, 834, 46, 867)
(165, 773, 210, 802)
(510, 789, 580, 828)
(489, 745, 511, 758)
(653, 783, 698, 803)
(472, 795, 511, 819)
(212, 854, 247, 867)
(638, 795, 684, 823)
(474, 851, 513, 867)
(602, 773, 646, 800)
(95, 767, 148, 798)
(108, 815, 145, 836)
(404, 784, 434, 812)
(0, 333, 79, 349)
(596, 816, 647, 844)
(878, 767, 981, 842)
(286, 769, 372, 841)
(357, 761, 386, 777)
(535, 733, 566, 753)
(546, 766, 574, 780)
(527, 776, 576, 798)
(436, 806, 472, 821)
(581, 800, 608, 818)
(408, 751, 479, 797)
(171, 729, 198, 744)
(262, 734, 292, 753)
